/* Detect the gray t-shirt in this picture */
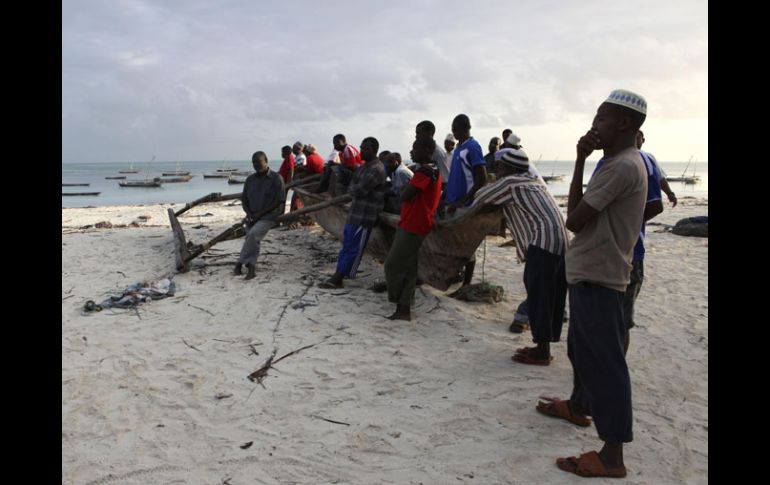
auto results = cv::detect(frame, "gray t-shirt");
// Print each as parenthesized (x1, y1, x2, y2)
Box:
(565, 147, 648, 292)
(433, 145, 450, 183)
(242, 169, 286, 221)
(389, 163, 414, 195)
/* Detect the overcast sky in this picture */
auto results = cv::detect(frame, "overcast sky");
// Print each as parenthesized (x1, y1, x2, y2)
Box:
(62, 0, 708, 163)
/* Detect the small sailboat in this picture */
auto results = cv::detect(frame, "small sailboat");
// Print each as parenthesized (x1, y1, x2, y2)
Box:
(542, 157, 564, 183)
(667, 156, 701, 184)
(119, 156, 163, 187)
(162, 160, 190, 176)
(118, 161, 139, 174)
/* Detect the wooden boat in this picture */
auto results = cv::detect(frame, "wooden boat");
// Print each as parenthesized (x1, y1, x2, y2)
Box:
(541, 175, 565, 182)
(160, 175, 193, 183)
(294, 186, 503, 290)
(227, 174, 249, 184)
(667, 156, 701, 184)
(203, 172, 231, 178)
(62, 183, 90, 187)
(105, 176, 126, 180)
(162, 162, 190, 176)
(119, 177, 163, 187)
(118, 162, 139, 174)
(62, 191, 100, 196)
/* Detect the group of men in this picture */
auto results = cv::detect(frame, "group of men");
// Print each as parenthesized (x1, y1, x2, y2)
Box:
(230, 88, 674, 478)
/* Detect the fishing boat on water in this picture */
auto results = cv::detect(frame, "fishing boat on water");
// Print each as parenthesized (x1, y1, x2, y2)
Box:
(62, 183, 90, 187)
(62, 191, 101, 196)
(162, 161, 191, 176)
(119, 177, 163, 188)
(118, 161, 139, 174)
(160, 175, 193, 183)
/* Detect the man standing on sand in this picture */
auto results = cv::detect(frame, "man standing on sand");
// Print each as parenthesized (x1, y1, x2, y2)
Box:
(235, 151, 286, 280)
(637, 130, 677, 207)
(473, 148, 569, 366)
(383, 138, 442, 321)
(415, 120, 450, 188)
(319, 137, 388, 289)
(536, 89, 649, 478)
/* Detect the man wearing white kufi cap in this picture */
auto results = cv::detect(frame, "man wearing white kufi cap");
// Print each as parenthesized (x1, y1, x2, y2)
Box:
(535, 89, 648, 479)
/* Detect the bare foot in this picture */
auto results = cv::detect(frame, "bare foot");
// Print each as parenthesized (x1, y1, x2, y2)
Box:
(386, 312, 411, 321)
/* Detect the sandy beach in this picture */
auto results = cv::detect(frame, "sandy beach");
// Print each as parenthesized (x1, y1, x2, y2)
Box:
(62, 196, 708, 485)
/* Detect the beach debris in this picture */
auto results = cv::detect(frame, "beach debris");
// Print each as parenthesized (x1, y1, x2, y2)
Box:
(239, 441, 253, 449)
(181, 339, 202, 352)
(311, 415, 350, 426)
(448, 281, 504, 304)
(248, 338, 330, 385)
(672, 216, 708, 237)
(192, 224, 207, 229)
(214, 392, 233, 400)
(290, 298, 318, 310)
(137, 215, 151, 221)
(83, 278, 176, 312)
(94, 221, 113, 229)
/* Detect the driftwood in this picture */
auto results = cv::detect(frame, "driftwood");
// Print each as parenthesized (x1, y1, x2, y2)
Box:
(169, 194, 352, 271)
(172, 174, 322, 218)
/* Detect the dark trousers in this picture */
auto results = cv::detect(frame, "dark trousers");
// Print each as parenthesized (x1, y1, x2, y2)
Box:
(567, 282, 633, 443)
(623, 260, 644, 329)
(522, 245, 567, 343)
(384, 228, 425, 307)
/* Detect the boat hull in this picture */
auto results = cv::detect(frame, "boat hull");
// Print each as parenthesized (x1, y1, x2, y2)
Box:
(294, 187, 502, 291)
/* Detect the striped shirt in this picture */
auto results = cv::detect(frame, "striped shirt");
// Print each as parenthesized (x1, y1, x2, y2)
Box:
(346, 158, 388, 228)
(473, 173, 568, 261)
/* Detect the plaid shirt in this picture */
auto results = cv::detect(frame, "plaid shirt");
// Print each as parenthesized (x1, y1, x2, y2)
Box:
(346, 158, 387, 228)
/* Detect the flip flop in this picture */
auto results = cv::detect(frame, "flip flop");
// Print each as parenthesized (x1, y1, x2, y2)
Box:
(536, 397, 591, 427)
(509, 320, 529, 333)
(556, 451, 627, 478)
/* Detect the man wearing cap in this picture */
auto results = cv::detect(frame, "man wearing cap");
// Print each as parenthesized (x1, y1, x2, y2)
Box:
(536, 89, 649, 478)
(473, 148, 568, 366)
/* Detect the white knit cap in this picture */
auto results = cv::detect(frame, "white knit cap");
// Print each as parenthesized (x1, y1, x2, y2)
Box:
(604, 89, 647, 115)
(445, 133, 457, 143)
(506, 132, 521, 147)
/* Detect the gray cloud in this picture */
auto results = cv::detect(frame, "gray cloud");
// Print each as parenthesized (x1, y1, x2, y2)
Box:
(62, 0, 708, 163)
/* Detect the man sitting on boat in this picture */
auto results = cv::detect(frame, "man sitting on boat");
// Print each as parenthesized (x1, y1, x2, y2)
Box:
(315, 134, 362, 195)
(472, 149, 569, 366)
(319, 137, 387, 289)
(234, 151, 286, 281)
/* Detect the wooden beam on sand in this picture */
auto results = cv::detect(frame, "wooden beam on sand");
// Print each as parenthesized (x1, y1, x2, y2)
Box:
(168, 208, 192, 271)
(173, 194, 352, 271)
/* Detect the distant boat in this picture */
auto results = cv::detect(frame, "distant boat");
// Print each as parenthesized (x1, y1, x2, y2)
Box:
(105, 176, 126, 180)
(160, 175, 193, 183)
(666, 156, 701, 184)
(542, 157, 564, 183)
(62, 183, 90, 187)
(62, 191, 100, 196)
(203, 172, 231, 178)
(119, 177, 163, 188)
(227, 173, 249, 184)
(162, 161, 190, 176)
(118, 161, 139, 174)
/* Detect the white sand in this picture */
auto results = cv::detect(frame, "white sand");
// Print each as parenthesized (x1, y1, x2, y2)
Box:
(62, 196, 708, 484)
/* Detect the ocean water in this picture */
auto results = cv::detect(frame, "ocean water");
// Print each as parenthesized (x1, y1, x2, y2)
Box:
(61, 159, 708, 208)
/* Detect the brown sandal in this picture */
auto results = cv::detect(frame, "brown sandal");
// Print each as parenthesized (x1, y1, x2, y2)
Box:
(556, 451, 627, 478)
(536, 397, 592, 427)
